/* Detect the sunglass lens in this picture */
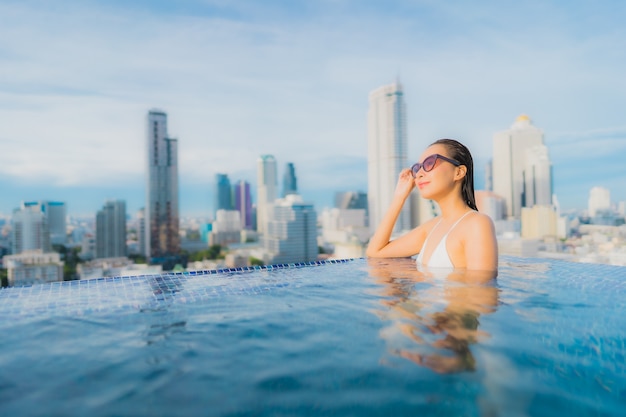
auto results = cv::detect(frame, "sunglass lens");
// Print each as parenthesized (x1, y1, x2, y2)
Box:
(423, 155, 437, 171)
(411, 164, 420, 177)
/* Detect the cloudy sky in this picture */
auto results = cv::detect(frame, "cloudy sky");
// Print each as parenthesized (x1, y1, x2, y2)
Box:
(1, 0, 625, 217)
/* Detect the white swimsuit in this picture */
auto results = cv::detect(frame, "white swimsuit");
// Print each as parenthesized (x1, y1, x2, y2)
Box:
(416, 211, 475, 269)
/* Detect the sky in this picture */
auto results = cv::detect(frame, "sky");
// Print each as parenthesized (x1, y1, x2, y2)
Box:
(1, 0, 626, 218)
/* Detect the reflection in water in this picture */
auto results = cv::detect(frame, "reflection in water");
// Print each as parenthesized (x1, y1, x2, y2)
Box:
(143, 275, 188, 347)
(367, 258, 499, 373)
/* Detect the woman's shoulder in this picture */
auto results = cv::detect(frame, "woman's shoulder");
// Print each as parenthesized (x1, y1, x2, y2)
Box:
(463, 211, 496, 233)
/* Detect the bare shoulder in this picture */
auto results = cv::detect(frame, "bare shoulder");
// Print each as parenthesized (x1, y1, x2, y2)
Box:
(462, 211, 496, 236)
(469, 211, 495, 227)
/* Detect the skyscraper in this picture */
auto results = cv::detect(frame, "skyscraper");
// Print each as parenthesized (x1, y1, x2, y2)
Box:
(523, 145, 553, 207)
(11, 202, 51, 254)
(334, 191, 368, 210)
(367, 81, 410, 233)
(145, 109, 180, 259)
(263, 194, 318, 264)
(256, 155, 277, 234)
(95, 200, 127, 259)
(234, 180, 253, 230)
(21, 201, 66, 246)
(588, 186, 611, 217)
(492, 115, 546, 219)
(282, 162, 298, 197)
(215, 173, 233, 213)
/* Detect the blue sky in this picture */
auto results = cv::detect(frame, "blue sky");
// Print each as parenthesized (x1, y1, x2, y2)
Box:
(1, 0, 626, 217)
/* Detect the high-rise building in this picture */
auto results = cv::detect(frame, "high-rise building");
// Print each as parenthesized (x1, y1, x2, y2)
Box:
(492, 115, 546, 219)
(95, 200, 127, 259)
(11, 202, 51, 254)
(209, 210, 242, 246)
(215, 173, 233, 213)
(588, 186, 611, 217)
(334, 191, 368, 211)
(145, 109, 180, 258)
(282, 162, 298, 197)
(523, 145, 553, 208)
(256, 155, 278, 234)
(137, 208, 146, 256)
(234, 180, 253, 230)
(367, 81, 410, 234)
(263, 194, 317, 264)
(20, 201, 66, 246)
(40, 201, 66, 245)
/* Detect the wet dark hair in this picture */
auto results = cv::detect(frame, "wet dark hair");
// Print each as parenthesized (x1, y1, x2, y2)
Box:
(431, 138, 478, 211)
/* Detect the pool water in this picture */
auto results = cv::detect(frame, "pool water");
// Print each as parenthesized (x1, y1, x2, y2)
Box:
(0, 257, 624, 416)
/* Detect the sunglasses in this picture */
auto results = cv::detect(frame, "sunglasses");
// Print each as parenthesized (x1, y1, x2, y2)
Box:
(411, 154, 461, 178)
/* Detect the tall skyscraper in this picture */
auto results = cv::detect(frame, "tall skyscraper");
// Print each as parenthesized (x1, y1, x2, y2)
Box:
(215, 173, 233, 214)
(492, 115, 546, 219)
(95, 200, 127, 259)
(263, 194, 318, 264)
(234, 180, 253, 230)
(145, 109, 180, 259)
(367, 81, 410, 234)
(282, 162, 298, 197)
(256, 155, 278, 234)
(11, 202, 51, 254)
(523, 145, 553, 207)
(588, 186, 611, 217)
(334, 191, 368, 211)
(21, 201, 66, 246)
(137, 208, 146, 256)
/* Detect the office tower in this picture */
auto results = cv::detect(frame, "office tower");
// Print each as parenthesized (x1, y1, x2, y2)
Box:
(492, 115, 545, 219)
(215, 173, 233, 213)
(137, 208, 146, 256)
(11, 202, 51, 254)
(523, 145, 553, 207)
(256, 155, 278, 234)
(485, 160, 493, 192)
(588, 186, 611, 217)
(145, 109, 180, 258)
(282, 162, 298, 197)
(234, 180, 253, 230)
(209, 210, 242, 246)
(367, 81, 410, 234)
(334, 191, 368, 211)
(21, 201, 66, 246)
(263, 195, 317, 264)
(95, 200, 127, 259)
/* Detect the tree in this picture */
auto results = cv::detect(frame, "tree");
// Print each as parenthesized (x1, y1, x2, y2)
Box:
(0, 268, 8, 287)
(249, 257, 264, 266)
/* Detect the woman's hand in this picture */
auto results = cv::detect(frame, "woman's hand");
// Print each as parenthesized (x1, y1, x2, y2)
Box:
(394, 168, 416, 199)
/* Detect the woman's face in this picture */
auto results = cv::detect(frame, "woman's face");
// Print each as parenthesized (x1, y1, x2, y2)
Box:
(413, 144, 459, 200)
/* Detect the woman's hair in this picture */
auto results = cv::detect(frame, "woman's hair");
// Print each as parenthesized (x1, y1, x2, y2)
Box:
(431, 138, 478, 211)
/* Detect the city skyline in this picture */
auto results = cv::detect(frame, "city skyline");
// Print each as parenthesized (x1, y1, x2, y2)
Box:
(1, 1, 626, 216)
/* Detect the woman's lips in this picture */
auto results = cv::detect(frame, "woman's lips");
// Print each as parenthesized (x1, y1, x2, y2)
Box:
(417, 181, 429, 189)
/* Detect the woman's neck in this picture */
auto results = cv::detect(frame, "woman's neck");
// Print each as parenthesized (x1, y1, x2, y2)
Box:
(436, 193, 471, 221)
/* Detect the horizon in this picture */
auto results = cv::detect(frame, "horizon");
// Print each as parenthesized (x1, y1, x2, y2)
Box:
(2, 0, 626, 217)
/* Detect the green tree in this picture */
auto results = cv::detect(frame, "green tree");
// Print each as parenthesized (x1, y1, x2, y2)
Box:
(53, 244, 81, 281)
(0, 268, 8, 287)
(129, 253, 147, 264)
(249, 257, 264, 266)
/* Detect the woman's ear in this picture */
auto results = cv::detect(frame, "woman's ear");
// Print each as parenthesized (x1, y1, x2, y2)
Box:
(455, 165, 467, 181)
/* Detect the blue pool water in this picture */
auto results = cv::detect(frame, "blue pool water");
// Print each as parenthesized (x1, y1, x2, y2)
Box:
(0, 256, 625, 416)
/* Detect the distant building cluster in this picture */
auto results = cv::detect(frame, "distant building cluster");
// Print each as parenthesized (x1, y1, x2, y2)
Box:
(2, 87, 626, 288)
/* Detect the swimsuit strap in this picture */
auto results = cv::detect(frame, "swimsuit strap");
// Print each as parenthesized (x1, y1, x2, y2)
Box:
(442, 210, 475, 238)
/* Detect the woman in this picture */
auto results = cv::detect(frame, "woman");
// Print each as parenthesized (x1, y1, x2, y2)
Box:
(366, 139, 498, 278)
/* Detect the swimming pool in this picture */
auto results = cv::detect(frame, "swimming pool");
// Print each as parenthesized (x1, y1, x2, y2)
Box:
(0, 256, 624, 416)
